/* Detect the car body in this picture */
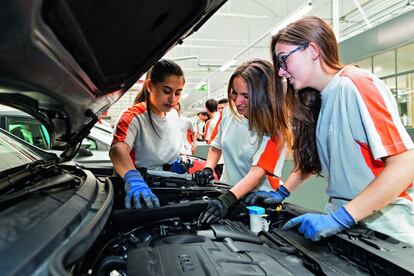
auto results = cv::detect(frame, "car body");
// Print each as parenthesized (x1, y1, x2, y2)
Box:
(0, 1, 413, 276)
(0, 108, 113, 165)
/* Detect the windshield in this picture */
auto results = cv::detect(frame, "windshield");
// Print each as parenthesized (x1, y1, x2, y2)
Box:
(0, 131, 42, 172)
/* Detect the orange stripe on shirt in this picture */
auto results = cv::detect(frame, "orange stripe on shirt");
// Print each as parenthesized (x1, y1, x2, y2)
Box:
(112, 102, 146, 145)
(341, 67, 406, 156)
(267, 175, 281, 190)
(207, 112, 222, 144)
(256, 137, 282, 177)
(357, 141, 412, 202)
(186, 130, 193, 144)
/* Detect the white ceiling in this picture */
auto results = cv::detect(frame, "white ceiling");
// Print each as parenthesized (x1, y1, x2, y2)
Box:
(163, 0, 414, 114)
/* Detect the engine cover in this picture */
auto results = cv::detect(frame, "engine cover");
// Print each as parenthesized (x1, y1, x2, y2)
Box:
(127, 237, 316, 275)
(126, 220, 312, 276)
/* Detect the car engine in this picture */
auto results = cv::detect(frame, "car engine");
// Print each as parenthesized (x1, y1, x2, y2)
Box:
(74, 171, 414, 276)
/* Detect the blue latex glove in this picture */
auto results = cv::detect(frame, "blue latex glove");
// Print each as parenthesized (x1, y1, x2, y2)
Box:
(244, 185, 290, 206)
(282, 207, 356, 241)
(171, 157, 187, 174)
(123, 170, 160, 209)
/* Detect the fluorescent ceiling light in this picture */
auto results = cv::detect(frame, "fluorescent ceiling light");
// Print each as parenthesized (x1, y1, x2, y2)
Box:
(271, 0, 313, 35)
(219, 58, 237, 72)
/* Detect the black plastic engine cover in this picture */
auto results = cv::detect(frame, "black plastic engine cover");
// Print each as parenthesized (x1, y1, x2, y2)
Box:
(126, 235, 313, 276)
(209, 219, 262, 244)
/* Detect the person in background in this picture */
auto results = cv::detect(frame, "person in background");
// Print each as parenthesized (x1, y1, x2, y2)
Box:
(110, 59, 185, 209)
(247, 16, 414, 244)
(196, 59, 290, 224)
(196, 111, 209, 141)
(204, 98, 221, 143)
(174, 102, 197, 155)
(217, 98, 229, 113)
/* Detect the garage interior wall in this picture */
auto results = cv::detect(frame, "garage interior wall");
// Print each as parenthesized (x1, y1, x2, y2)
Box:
(341, 9, 414, 134)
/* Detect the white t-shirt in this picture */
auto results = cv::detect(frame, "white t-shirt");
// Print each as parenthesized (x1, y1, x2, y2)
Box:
(112, 102, 182, 170)
(316, 65, 414, 243)
(317, 66, 414, 206)
(210, 108, 286, 191)
(177, 116, 195, 155)
(197, 121, 206, 139)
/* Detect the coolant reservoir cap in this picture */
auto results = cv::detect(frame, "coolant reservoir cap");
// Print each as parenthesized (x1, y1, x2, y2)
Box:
(246, 206, 265, 215)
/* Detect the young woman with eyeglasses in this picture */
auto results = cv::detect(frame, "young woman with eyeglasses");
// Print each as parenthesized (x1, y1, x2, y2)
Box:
(246, 16, 414, 244)
(196, 59, 290, 224)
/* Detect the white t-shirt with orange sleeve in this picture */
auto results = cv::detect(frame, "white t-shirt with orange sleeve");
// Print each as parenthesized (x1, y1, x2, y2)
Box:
(317, 66, 414, 205)
(317, 66, 414, 244)
(112, 102, 182, 171)
(210, 108, 286, 191)
(205, 112, 221, 144)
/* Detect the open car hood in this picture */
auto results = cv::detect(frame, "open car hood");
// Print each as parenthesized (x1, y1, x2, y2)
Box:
(0, 0, 226, 159)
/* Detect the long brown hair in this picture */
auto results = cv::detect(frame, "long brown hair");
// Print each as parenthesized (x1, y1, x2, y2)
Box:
(271, 16, 343, 175)
(228, 59, 290, 145)
(133, 59, 184, 136)
(291, 88, 322, 175)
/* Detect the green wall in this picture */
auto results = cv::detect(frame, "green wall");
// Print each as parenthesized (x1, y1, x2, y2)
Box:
(282, 160, 328, 212)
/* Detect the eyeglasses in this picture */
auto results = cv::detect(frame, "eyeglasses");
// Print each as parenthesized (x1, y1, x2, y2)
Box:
(277, 44, 308, 71)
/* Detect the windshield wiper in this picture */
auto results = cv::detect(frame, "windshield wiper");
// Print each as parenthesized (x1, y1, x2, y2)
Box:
(0, 159, 57, 195)
(0, 173, 80, 205)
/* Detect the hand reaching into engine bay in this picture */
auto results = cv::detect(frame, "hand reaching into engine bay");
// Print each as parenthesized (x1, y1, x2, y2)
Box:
(198, 190, 237, 225)
(244, 185, 291, 206)
(124, 170, 160, 209)
(193, 167, 215, 186)
(282, 206, 356, 241)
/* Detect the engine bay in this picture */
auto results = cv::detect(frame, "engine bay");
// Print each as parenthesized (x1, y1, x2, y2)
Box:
(72, 171, 414, 276)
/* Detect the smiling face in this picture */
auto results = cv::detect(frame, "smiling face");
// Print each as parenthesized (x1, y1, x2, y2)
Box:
(147, 75, 184, 115)
(229, 76, 249, 117)
(275, 42, 314, 91)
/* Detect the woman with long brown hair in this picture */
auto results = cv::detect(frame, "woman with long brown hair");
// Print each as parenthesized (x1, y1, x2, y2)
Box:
(197, 58, 291, 224)
(248, 16, 414, 244)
